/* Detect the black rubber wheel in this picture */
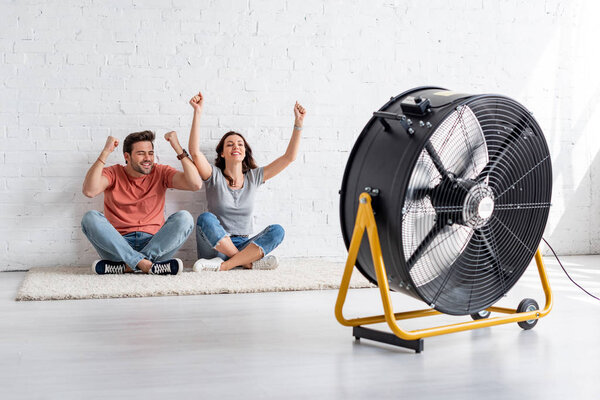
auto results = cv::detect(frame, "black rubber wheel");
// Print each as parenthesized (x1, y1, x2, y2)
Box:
(470, 310, 491, 320)
(516, 298, 539, 330)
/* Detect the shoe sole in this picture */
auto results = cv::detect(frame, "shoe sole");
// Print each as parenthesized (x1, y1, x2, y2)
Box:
(92, 260, 101, 275)
(174, 258, 183, 275)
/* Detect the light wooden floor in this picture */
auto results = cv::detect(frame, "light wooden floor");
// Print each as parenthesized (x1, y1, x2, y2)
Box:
(1, 256, 599, 399)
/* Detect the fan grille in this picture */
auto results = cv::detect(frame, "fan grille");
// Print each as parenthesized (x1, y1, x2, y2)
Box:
(401, 96, 551, 314)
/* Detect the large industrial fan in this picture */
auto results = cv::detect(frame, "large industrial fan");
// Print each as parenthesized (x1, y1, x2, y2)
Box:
(335, 87, 553, 352)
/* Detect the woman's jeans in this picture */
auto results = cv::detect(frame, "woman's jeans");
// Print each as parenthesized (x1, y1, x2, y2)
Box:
(195, 212, 285, 260)
(81, 210, 194, 271)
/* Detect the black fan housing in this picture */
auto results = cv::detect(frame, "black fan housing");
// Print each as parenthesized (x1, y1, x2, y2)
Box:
(339, 87, 552, 316)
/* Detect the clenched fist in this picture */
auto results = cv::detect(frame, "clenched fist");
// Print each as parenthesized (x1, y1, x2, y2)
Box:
(103, 136, 119, 153)
(189, 91, 204, 112)
(164, 131, 179, 143)
(294, 101, 306, 125)
(165, 131, 183, 153)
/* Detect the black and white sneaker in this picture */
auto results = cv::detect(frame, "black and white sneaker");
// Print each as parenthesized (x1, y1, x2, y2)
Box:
(92, 260, 126, 275)
(150, 258, 183, 275)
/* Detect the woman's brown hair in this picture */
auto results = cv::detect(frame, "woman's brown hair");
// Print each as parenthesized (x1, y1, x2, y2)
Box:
(215, 131, 258, 186)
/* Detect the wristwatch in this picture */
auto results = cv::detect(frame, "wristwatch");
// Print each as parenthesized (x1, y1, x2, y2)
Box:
(177, 149, 190, 160)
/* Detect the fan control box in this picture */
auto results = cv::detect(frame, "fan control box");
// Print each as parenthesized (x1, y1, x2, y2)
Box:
(400, 96, 431, 116)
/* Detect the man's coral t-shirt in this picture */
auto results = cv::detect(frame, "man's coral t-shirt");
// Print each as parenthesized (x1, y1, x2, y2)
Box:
(101, 164, 177, 235)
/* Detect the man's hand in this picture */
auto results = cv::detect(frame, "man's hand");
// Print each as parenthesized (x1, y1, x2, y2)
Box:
(294, 101, 306, 126)
(164, 130, 179, 145)
(189, 92, 204, 113)
(103, 136, 119, 153)
(165, 131, 183, 153)
(84, 136, 117, 197)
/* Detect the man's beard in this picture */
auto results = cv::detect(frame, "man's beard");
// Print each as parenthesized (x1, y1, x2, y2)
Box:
(131, 161, 153, 175)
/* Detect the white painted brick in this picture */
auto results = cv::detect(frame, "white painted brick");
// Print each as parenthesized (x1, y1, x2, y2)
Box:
(5, 151, 45, 165)
(37, 140, 80, 152)
(0, 39, 14, 54)
(119, 102, 160, 114)
(6, 178, 48, 191)
(96, 41, 136, 55)
(4, 53, 23, 64)
(124, 78, 166, 91)
(66, 54, 87, 65)
(1, 166, 21, 177)
(13, 40, 53, 53)
(24, 53, 46, 65)
(0, 0, 598, 267)
(0, 88, 19, 112)
(4, 73, 45, 89)
(138, 115, 181, 129)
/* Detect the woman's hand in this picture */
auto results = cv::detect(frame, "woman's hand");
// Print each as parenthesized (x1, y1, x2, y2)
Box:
(263, 101, 306, 182)
(188, 91, 213, 181)
(294, 101, 306, 126)
(189, 92, 204, 113)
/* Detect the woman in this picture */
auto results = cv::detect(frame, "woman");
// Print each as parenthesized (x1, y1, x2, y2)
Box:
(187, 91, 306, 271)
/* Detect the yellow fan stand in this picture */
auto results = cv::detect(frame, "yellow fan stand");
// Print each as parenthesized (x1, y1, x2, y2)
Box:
(335, 192, 553, 353)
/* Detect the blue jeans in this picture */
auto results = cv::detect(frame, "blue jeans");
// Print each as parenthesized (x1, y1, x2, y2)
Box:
(195, 212, 285, 260)
(81, 210, 194, 271)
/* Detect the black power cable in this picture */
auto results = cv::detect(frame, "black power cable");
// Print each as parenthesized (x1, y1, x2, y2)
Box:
(542, 238, 600, 301)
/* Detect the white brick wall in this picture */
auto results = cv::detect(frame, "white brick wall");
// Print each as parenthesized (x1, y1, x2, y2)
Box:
(1, 0, 599, 270)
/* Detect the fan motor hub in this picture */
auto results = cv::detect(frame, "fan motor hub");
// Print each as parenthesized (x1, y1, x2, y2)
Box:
(463, 183, 495, 228)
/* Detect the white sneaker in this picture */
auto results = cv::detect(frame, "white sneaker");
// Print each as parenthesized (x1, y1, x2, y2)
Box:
(193, 257, 223, 272)
(252, 255, 279, 270)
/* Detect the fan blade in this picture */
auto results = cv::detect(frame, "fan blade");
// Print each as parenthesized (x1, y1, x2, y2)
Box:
(407, 224, 474, 287)
(475, 228, 508, 294)
(477, 228, 497, 260)
(477, 117, 532, 181)
(430, 105, 488, 180)
(402, 198, 437, 249)
(406, 222, 446, 270)
(406, 160, 437, 201)
(424, 141, 450, 179)
(453, 140, 488, 180)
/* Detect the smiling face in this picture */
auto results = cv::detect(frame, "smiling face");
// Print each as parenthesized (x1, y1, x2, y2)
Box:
(221, 134, 246, 164)
(125, 141, 154, 175)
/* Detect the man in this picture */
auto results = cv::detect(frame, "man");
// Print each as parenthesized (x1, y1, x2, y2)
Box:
(81, 130, 201, 275)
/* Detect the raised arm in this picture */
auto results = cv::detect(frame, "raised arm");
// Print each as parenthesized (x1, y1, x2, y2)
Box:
(188, 92, 213, 181)
(82, 136, 118, 198)
(165, 131, 202, 191)
(263, 101, 307, 181)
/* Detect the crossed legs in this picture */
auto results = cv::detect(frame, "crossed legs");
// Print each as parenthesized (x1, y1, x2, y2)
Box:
(215, 236, 263, 270)
(196, 212, 285, 271)
(81, 210, 194, 273)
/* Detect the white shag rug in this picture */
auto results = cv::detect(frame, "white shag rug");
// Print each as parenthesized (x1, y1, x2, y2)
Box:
(15, 258, 374, 301)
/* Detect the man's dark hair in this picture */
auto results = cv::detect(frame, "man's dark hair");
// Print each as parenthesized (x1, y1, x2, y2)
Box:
(123, 130, 155, 154)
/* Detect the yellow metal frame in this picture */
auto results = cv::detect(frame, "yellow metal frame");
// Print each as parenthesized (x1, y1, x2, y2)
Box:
(335, 192, 553, 341)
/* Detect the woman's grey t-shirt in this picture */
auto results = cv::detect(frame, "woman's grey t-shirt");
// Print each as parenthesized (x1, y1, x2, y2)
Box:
(203, 166, 264, 235)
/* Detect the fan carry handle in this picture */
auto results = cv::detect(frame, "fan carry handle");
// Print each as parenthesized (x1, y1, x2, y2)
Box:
(334, 192, 553, 353)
